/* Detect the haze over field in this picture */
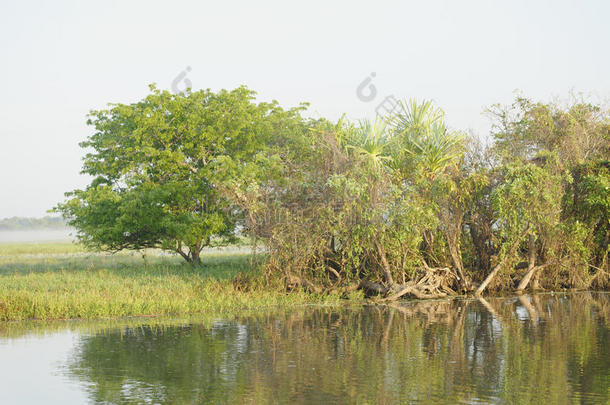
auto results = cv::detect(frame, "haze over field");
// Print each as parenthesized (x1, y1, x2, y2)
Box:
(1, 0, 609, 217)
(0, 230, 73, 244)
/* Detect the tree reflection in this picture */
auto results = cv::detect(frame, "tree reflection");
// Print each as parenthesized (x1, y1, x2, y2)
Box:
(68, 293, 610, 404)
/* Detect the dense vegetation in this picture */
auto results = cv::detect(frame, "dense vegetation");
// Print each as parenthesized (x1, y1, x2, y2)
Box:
(0, 216, 66, 230)
(55, 88, 609, 299)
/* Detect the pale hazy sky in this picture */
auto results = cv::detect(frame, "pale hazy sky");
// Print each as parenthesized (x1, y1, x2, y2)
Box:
(1, 0, 608, 217)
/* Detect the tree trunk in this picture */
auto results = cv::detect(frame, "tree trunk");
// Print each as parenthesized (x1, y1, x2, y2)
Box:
(375, 240, 394, 285)
(531, 270, 541, 290)
(446, 231, 470, 291)
(187, 240, 205, 265)
(421, 230, 435, 266)
(176, 241, 192, 263)
(475, 262, 503, 296)
(516, 234, 537, 291)
(442, 209, 470, 291)
(476, 229, 529, 295)
(190, 249, 201, 265)
(469, 220, 491, 272)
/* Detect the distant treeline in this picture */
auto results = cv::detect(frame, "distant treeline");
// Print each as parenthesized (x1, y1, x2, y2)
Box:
(0, 216, 67, 230)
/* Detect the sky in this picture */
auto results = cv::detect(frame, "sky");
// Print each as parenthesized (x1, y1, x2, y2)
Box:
(0, 0, 608, 217)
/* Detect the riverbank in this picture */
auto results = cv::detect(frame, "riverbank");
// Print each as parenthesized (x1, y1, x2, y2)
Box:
(0, 242, 340, 321)
(2, 242, 606, 322)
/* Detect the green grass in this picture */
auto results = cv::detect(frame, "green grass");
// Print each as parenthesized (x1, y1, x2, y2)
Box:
(0, 242, 87, 255)
(0, 242, 338, 321)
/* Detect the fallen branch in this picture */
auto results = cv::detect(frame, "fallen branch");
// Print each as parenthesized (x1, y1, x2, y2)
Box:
(476, 228, 530, 296)
(326, 266, 342, 284)
(374, 240, 394, 285)
(372, 265, 456, 302)
(516, 264, 547, 291)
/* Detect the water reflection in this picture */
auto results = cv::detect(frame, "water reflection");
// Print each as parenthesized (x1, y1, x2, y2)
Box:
(62, 292, 609, 404)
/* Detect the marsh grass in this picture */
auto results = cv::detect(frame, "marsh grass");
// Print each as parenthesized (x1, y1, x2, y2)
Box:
(0, 242, 87, 255)
(0, 242, 338, 321)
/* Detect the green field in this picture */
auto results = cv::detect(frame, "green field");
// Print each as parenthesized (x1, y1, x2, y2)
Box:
(0, 242, 338, 321)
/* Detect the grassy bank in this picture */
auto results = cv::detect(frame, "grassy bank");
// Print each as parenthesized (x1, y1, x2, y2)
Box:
(0, 242, 339, 321)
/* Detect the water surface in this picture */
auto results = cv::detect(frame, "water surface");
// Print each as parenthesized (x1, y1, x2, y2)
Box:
(0, 292, 608, 404)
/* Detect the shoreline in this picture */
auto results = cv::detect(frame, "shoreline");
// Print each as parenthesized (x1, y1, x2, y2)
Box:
(1, 242, 607, 322)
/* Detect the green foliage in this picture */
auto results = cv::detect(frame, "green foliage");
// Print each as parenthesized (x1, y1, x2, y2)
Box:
(227, 99, 465, 290)
(54, 85, 307, 263)
(484, 96, 609, 290)
(388, 99, 465, 178)
(245, 95, 608, 292)
(344, 117, 392, 170)
(54, 88, 609, 293)
(563, 160, 610, 281)
(565, 160, 609, 229)
(488, 95, 609, 165)
(492, 162, 564, 243)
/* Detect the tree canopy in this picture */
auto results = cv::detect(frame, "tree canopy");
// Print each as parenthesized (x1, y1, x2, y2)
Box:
(55, 85, 308, 263)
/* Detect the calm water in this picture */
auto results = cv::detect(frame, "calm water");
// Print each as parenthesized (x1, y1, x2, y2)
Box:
(0, 292, 608, 404)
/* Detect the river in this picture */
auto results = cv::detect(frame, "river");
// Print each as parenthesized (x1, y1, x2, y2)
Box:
(0, 292, 608, 404)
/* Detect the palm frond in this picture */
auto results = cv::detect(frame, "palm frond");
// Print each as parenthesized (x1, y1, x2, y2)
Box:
(386, 99, 464, 175)
(345, 117, 393, 169)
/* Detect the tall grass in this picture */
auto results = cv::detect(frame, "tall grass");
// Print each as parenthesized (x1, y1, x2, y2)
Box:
(0, 242, 87, 255)
(0, 243, 338, 321)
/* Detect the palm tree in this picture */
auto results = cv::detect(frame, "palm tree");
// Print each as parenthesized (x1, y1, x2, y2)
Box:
(343, 117, 393, 171)
(387, 99, 464, 176)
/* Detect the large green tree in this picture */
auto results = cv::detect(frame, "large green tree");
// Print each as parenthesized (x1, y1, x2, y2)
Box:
(55, 85, 307, 263)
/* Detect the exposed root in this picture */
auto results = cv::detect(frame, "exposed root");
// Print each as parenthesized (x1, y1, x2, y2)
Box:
(365, 266, 459, 302)
(326, 266, 342, 284)
(415, 266, 457, 296)
(287, 263, 463, 301)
